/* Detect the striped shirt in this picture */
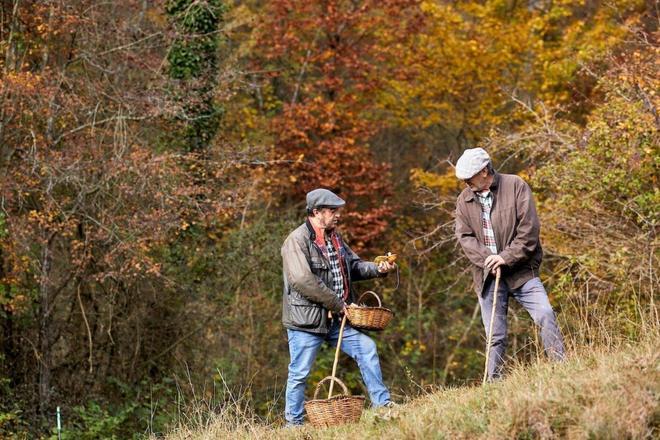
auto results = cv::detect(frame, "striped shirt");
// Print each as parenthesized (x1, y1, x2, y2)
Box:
(476, 191, 497, 254)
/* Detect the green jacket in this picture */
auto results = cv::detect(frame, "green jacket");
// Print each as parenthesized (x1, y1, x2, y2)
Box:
(281, 220, 384, 334)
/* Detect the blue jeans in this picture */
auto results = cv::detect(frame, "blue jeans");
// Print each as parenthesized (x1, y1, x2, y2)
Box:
(285, 318, 391, 425)
(479, 276, 565, 380)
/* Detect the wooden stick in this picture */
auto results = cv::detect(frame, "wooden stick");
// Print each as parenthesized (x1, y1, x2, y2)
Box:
(328, 314, 347, 398)
(483, 268, 501, 385)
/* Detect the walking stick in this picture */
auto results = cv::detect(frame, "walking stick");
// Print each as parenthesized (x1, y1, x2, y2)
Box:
(328, 314, 347, 398)
(483, 267, 501, 385)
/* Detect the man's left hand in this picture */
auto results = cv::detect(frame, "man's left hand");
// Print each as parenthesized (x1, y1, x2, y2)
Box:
(484, 254, 505, 274)
(377, 261, 397, 273)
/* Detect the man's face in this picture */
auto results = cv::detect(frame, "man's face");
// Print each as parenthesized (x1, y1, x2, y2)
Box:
(315, 207, 341, 230)
(464, 167, 490, 193)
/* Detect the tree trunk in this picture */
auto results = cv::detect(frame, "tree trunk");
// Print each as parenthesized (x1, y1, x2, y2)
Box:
(38, 232, 55, 416)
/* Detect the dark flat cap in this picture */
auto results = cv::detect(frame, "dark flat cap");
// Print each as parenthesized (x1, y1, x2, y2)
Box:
(306, 188, 346, 210)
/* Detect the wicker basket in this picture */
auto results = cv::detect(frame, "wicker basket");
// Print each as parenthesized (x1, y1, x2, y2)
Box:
(345, 291, 394, 331)
(304, 376, 365, 428)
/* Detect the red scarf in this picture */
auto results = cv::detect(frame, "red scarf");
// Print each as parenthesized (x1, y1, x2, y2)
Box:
(311, 222, 350, 301)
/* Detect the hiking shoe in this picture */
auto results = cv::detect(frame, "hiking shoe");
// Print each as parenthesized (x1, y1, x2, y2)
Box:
(373, 401, 399, 422)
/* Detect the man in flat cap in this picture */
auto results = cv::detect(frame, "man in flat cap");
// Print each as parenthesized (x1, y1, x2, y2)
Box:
(454, 148, 565, 381)
(281, 188, 397, 426)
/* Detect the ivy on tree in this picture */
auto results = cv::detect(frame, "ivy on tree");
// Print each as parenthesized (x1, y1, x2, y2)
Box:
(166, 0, 226, 152)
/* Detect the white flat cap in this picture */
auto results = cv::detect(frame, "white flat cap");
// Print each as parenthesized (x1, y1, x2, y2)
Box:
(455, 148, 490, 180)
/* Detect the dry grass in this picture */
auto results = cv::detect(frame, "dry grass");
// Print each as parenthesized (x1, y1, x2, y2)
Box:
(162, 331, 659, 440)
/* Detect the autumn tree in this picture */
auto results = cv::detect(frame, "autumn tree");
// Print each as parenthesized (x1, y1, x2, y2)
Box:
(248, 0, 421, 247)
(380, 0, 648, 147)
(0, 0, 656, 436)
(503, 32, 658, 339)
(405, 1, 657, 381)
(0, 1, 244, 435)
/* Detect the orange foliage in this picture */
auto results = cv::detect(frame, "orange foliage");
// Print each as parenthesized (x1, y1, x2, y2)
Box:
(254, 0, 422, 247)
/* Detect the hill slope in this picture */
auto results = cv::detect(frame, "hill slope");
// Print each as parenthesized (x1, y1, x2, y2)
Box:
(164, 336, 659, 439)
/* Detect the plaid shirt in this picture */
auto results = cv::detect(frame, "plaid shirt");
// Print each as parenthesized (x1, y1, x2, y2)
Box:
(477, 191, 497, 254)
(325, 236, 345, 300)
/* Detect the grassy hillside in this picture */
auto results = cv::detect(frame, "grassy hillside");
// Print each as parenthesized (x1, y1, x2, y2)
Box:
(163, 333, 659, 439)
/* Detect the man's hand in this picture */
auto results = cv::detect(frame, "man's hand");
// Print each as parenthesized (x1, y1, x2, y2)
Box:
(484, 254, 505, 274)
(331, 304, 348, 319)
(377, 261, 397, 273)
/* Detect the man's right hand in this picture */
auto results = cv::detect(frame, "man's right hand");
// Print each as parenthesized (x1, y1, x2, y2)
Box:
(377, 261, 397, 273)
(484, 254, 505, 274)
(329, 304, 347, 320)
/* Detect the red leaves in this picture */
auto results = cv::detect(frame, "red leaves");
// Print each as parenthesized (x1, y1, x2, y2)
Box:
(252, 1, 421, 248)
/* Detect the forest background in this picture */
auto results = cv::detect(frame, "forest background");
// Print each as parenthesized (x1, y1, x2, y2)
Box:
(0, 0, 657, 437)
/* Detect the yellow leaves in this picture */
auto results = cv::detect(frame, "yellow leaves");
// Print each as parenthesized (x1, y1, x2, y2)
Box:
(420, 1, 461, 25)
(467, 39, 479, 53)
(2, 293, 28, 314)
(533, 2, 643, 106)
(517, 170, 531, 183)
(224, 4, 257, 33)
(379, 1, 538, 134)
(419, 0, 437, 14)
(410, 167, 462, 195)
(382, 0, 647, 136)
(401, 339, 427, 357)
(4, 71, 42, 95)
(240, 107, 257, 130)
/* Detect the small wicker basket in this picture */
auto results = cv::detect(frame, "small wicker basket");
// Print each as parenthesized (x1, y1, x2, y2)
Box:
(346, 290, 394, 331)
(304, 376, 365, 428)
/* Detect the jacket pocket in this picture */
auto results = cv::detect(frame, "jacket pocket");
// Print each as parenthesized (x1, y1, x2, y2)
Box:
(288, 290, 323, 328)
(310, 257, 328, 271)
(289, 302, 322, 328)
(310, 258, 331, 290)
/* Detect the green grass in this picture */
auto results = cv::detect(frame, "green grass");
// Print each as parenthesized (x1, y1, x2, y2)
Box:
(163, 335, 659, 439)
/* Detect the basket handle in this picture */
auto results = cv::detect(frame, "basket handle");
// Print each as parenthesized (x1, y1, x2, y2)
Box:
(313, 376, 349, 400)
(357, 290, 382, 307)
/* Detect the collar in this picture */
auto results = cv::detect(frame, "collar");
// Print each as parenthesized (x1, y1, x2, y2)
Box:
(305, 218, 333, 248)
(464, 172, 500, 202)
(305, 218, 322, 241)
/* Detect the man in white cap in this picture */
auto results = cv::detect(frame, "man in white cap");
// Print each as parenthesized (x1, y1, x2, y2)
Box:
(454, 148, 565, 381)
(281, 188, 397, 426)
